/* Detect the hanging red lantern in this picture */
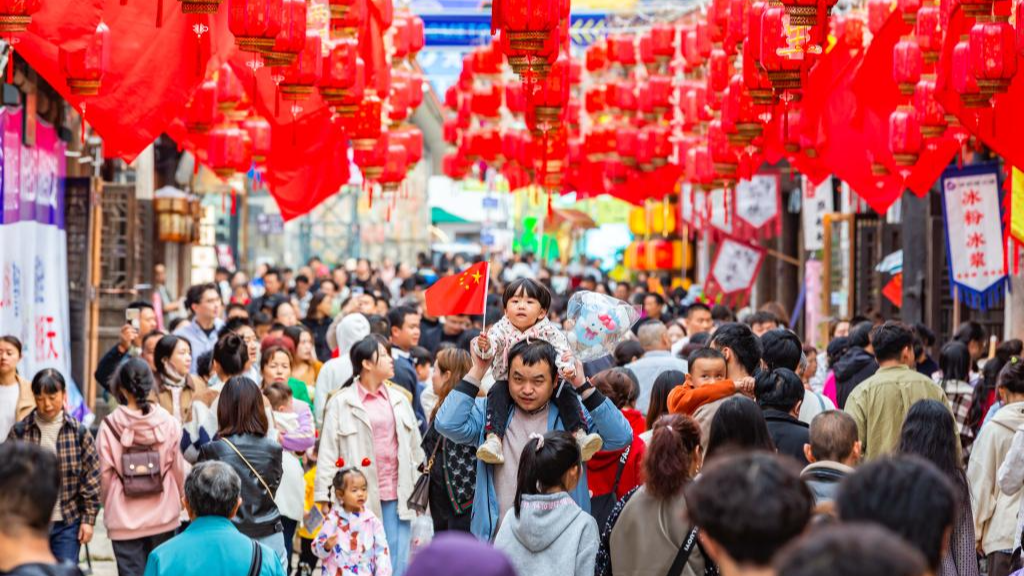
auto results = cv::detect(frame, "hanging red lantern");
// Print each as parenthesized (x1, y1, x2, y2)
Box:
(351, 93, 383, 150)
(471, 83, 502, 118)
(608, 34, 638, 68)
(889, 106, 922, 166)
(392, 13, 412, 60)
(760, 5, 803, 92)
(960, 0, 993, 18)
(782, 106, 802, 152)
(378, 142, 408, 192)
(1018, 0, 1024, 56)
(354, 134, 388, 181)
(648, 75, 672, 116)
(585, 85, 607, 115)
(953, 35, 990, 107)
(723, 74, 763, 144)
(473, 41, 503, 76)
(506, 81, 526, 115)
(914, 6, 941, 63)
(695, 22, 713, 58)
(242, 115, 271, 163)
(497, 0, 562, 78)
(396, 126, 423, 168)
(708, 48, 733, 96)
(320, 38, 360, 106)
(216, 63, 244, 112)
(528, 53, 570, 128)
(278, 32, 322, 101)
(407, 15, 425, 56)
(639, 33, 657, 71)
(778, 0, 839, 27)
(651, 23, 675, 63)
(893, 36, 923, 96)
(709, 120, 738, 181)
(897, 0, 922, 25)
(682, 27, 700, 71)
(727, 0, 749, 49)
(329, 0, 366, 38)
(617, 125, 639, 166)
(261, 0, 307, 67)
(0, 0, 41, 33)
(835, 16, 865, 50)
(609, 78, 638, 115)
(229, 0, 284, 53)
(970, 18, 1017, 96)
(208, 126, 246, 178)
(913, 76, 947, 139)
(867, 0, 893, 33)
(710, 0, 730, 40)
(743, 39, 775, 105)
(586, 41, 608, 72)
(59, 21, 110, 97)
(185, 80, 218, 133)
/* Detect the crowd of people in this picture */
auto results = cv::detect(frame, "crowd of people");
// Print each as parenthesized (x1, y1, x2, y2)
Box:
(1, 253, 1024, 576)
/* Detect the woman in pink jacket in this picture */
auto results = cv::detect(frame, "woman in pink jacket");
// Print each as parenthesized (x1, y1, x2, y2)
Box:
(97, 358, 189, 576)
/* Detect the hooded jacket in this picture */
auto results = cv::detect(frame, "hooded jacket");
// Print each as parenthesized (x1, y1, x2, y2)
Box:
(833, 347, 878, 409)
(969, 401, 1024, 554)
(97, 404, 188, 540)
(493, 492, 599, 576)
(407, 533, 518, 576)
(314, 314, 371, 426)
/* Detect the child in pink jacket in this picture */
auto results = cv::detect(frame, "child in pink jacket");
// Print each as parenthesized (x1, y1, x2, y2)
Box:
(97, 359, 189, 575)
(314, 468, 391, 576)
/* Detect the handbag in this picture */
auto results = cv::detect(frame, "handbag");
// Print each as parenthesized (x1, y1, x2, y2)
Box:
(408, 436, 443, 513)
(590, 446, 631, 529)
(222, 438, 277, 501)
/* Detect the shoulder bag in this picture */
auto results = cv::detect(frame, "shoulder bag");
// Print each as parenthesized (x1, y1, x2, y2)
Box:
(407, 436, 443, 513)
(590, 445, 631, 529)
(222, 438, 277, 501)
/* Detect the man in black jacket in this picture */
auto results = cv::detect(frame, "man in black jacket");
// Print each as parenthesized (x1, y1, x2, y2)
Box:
(834, 321, 879, 409)
(800, 410, 861, 505)
(388, 306, 426, 430)
(94, 301, 158, 393)
(756, 368, 811, 466)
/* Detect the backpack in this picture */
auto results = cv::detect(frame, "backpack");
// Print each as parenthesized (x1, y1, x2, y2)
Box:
(116, 426, 165, 498)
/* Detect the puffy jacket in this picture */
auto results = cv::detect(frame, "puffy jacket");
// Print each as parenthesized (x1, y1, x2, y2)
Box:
(199, 433, 283, 538)
(969, 401, 1024, 554)
(833, 347, 878, 409)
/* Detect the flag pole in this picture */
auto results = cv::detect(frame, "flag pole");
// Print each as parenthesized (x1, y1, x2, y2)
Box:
(481, 262, 491, 334)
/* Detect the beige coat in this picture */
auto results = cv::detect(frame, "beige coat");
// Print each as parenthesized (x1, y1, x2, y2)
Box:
(14, 374, 34, 421)
(315, 380, 425, 521)
(968, 401, 1024, 554)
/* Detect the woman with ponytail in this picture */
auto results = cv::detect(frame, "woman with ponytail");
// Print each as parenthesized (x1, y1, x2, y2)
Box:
(596, 414, 711, 576)
(315, 335, 425, 576)
(97, 358, 188, 576)
(494, 430, 599, 576)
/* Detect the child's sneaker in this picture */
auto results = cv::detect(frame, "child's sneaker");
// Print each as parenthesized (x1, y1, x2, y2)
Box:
(477, 432, 505, 464)
(575, 429, 604, 462)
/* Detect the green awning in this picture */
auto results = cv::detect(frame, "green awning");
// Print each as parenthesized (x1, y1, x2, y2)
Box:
(431, 206, 472, 224)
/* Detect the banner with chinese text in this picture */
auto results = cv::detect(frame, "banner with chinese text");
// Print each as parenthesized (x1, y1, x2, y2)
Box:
(941, 164, 1007, 310)
(704, 237, 766, 306)
(0, 109, 86, 419)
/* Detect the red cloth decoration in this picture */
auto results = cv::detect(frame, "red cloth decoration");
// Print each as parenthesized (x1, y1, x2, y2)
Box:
(19, 3, 235, 162)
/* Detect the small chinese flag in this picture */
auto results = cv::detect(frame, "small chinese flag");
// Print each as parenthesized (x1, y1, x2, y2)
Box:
(425, 262, 489, 317)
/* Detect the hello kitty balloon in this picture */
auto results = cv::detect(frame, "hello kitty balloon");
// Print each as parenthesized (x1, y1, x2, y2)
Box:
(565, 291, 641, 362)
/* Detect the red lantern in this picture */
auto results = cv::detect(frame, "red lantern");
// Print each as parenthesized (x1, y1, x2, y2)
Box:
(960, 0, 993, 18)
(585, 85, 607, 115)
(695, 22, 713, 58)
(443, 153, 470, 180)
(242, 115, 271, 163)
(497, 0, 561, 76)
(648, 75, 672, 115)
(893, 36, 923, 96)
(506, 81, 526, 114)
(953, 35, 990, 107)
(407, 15, 425, 55)
(261, 0, 307, 67)
(727, 0, 749, 49)
(351, 93, 383, 150)
(889, 107, 922, 166)
(743, 39, 775, 105)
(835, 16, 865, 50)
(208, 126, 247, 178)
(723, 74, 763, 143)
(586, 41, 608, 72)
(473, 41, 503, 76)
(651, 23, 675, 62)
(914, 6, 941, 63)
(639, 33, 657, 70)
(528, 53, 570, 127)
(185, 80, 218, 133)
(329, 0, 366, 38)
(59, 22, 110, 97)
(760, 5, 803, 91)
(779, 0, 838, 27)
(216, 63, 244, 112)
(782, 106, 802, 152)
(608, 34, 638, 68)
(867, 0, 892, 34)
(709, 120, 738, 181)
(0, 0, 41, 33)
(279, 32, 322, 101)
(392, 13, 412, 60)
(708, 48, 733, 95)
(378, 142, 408, 192)
(320, 38, 360, 106)
(1018, 0, 1024, 56)
(609, 79, 638, 115)
(229, 0, 285, 53)
(471, 83, 501, 118)
(388, 72, 412, 124)
(897, 0, 922, 25)
(970, 18, 1017, 96)
(913, 77, 947, 139)
(354, 135, 388, 181)
(617, 125, 639, 166)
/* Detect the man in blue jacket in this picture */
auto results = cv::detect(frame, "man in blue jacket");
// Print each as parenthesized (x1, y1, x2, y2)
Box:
(435, 339, 633, 541)
(144, 462, 284, 576)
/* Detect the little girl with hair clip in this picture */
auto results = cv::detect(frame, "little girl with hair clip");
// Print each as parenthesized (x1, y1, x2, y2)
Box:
(314, 468, 392, 576)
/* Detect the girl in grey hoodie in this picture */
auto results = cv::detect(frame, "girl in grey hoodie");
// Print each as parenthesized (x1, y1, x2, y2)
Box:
(494, 430, 599, 576)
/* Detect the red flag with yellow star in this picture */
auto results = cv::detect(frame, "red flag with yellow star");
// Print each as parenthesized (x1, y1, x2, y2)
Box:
(425, 262, 489, 317)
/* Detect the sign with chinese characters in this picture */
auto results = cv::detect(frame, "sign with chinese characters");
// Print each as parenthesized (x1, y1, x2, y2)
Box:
(734, 174, 781, 240)
(802, 176, 834, 252)
(941, 164, 1007, 310)
(706, 188, 733, 237)
(0, 108, 85, 420)
(704, 238, 766, 304)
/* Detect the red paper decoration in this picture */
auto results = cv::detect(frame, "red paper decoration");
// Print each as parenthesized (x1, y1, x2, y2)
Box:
(261, 0, 307, 67)
(228, 0, 284, 53)
(970, 18, 1017, 97)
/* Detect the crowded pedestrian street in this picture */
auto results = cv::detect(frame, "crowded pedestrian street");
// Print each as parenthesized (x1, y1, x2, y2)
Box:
(4, 1, 1024, 576)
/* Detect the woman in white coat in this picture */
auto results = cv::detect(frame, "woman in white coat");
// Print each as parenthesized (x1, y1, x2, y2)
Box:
(315, 334, 424, 576)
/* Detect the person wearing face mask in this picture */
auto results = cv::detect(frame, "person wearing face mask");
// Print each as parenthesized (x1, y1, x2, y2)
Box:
(152, 335, 213, 425)
(316, 335, 425, 576)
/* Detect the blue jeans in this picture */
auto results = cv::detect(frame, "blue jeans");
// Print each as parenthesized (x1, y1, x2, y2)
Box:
(49, 520, 80, 565)
(380, 500, 410, 576)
